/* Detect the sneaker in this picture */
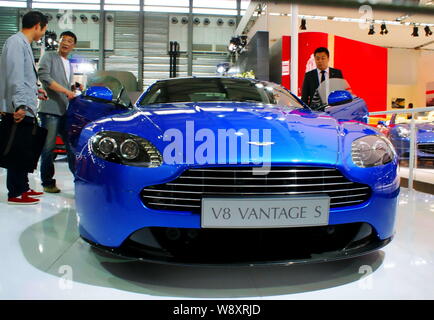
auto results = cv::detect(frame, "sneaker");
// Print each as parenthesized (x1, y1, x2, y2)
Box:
(8, 194, 40, 205)
(23, 189, 44, 198)
(43, 185, 61, 193)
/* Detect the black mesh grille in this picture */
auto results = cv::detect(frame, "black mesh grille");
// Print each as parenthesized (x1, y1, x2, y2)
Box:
(140, 166, 372, 213)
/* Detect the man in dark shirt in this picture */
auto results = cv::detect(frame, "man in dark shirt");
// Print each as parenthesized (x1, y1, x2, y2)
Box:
(301, 47, 344, 107)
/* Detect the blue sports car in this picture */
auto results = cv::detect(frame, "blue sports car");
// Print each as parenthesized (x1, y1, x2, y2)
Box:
(66, 76, 399, 265)
(387, 112, 434, 165)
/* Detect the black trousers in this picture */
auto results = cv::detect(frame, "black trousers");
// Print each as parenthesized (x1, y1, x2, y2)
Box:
(1, 113, 34, 198)
(7, 167, 29, 198)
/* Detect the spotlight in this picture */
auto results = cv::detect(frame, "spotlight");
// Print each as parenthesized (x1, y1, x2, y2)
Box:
(380, 23, 388, 35)
(203, 18, 210, 26)
(45, 13, 53, 22)
(228, 37, 240, 53)
(227, 35, 248, 54)
(44, 31, 58, 51)
(217, 18, 224, 26)
(216, 62, 230, 75)
(91, 14, 99, 23)
(228, 19, 235, 27)
(106, 15, 114, 23)
(56, 13, 63, 20)
(411, 25, 419, 37)
(171, 17, 178, 24)
(70, 14, 77, 23)
(368, 23, 375, 35)
(193, 17, 200, 25)
(80, 14, 88, 23)
(240, 35, 247, 47)
(424, 26, 433, 36)
(181, 17, 188, 24)
(300, 18, 306, 30)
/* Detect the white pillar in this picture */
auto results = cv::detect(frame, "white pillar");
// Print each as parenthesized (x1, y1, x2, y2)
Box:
(290, 4, 299, 94)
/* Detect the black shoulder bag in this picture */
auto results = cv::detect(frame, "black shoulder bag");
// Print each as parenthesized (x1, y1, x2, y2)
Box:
(0, 107, 48, 173)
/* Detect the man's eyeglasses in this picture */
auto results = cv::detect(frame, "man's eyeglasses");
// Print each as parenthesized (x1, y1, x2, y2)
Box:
(60, 38, 75, 45)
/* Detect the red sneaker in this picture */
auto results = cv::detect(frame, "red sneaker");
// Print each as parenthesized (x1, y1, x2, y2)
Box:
(23, 189, 44, 198)
(8, 194, 40, 205)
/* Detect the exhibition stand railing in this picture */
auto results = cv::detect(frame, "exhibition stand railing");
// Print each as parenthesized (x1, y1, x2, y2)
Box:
(369, 106, 434, 191)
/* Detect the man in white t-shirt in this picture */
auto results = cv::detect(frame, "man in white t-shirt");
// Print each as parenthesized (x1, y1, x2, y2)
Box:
(38, 31, 79, 193)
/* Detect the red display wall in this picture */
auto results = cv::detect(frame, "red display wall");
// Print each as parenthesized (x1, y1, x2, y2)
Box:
(281, 32, 388, 112)
(334, 36, 388, 112)
(281, 33, 328, 96)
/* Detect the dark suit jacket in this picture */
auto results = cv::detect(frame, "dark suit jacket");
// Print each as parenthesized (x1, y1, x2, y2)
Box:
(301, 67, 343, 106)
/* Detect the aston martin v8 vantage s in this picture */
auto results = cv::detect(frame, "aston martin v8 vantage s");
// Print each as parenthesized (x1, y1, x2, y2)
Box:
(66, 76, 399, 265)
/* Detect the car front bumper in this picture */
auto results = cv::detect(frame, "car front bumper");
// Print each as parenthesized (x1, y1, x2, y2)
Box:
(75, 156, 399, 265)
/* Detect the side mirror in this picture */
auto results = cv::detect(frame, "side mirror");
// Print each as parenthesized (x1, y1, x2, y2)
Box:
(328, 90, 352, 106)
(85, 86, 113, 102)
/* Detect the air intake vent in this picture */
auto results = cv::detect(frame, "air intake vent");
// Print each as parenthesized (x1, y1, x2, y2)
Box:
(141, 166, 372, 213)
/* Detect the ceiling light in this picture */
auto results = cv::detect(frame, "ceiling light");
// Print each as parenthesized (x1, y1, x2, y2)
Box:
(368, 23, 375, 35)
(300, 18, 306, 30)
(380, 23, 388, 35)
(424, 25, 433, 36)
(411, 25, 419, 37)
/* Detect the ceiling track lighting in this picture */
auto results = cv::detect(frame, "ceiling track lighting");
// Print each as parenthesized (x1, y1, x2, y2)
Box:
(368, 23, 375, 35)
(424, 26, 433, 36)
(300, 18, 307, 30)
(411, 25, 419, 37)
(380, 23, 388, 35)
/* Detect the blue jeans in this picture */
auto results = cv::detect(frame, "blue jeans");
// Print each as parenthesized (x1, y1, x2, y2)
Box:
(39, 113, 75, 187)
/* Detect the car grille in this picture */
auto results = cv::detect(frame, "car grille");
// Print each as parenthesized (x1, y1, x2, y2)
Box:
(418, 143, 434, 154)
(140, 166, 372, 213)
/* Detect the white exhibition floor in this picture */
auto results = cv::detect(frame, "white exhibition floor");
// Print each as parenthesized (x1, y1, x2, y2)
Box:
(0, 160, 434, 300)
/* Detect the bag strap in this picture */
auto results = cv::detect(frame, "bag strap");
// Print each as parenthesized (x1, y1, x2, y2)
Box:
(11, 102, 38, 135)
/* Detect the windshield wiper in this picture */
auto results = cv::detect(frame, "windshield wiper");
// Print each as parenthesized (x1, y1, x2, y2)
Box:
(237, 99, 263, 103)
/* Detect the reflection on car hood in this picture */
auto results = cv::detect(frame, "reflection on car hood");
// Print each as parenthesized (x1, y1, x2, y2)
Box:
(392, 122, 434, 143)
(135, 102, 341, 165)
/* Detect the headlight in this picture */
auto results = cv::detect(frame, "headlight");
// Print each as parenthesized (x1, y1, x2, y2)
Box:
(351, 135, 396, 168)
(396, 126, 410, 138)
(91, 131, 162, 167)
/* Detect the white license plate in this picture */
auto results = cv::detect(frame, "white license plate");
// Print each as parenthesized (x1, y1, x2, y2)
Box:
(201, 196, 330, 228)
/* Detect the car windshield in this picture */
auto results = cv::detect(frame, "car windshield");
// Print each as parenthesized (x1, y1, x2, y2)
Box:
(86, 75, 132, 108)
(311, 78, 353, 109)
(138, 77, 304, 109)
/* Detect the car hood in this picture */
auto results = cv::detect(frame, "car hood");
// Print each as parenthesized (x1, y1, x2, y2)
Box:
(134, 102, 341, 165)
(394, 123, 434, 142)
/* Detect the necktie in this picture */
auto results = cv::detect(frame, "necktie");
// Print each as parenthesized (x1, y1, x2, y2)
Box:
(320, 70, 326, 83)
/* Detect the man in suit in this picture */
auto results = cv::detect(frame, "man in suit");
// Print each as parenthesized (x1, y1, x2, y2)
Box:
(38, 31, 79, 193)
(301, 47, 344, 107)
(0, 11, 48, 205)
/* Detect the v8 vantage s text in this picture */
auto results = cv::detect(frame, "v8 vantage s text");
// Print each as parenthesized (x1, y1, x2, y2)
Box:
(66, 76, 399, 265)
